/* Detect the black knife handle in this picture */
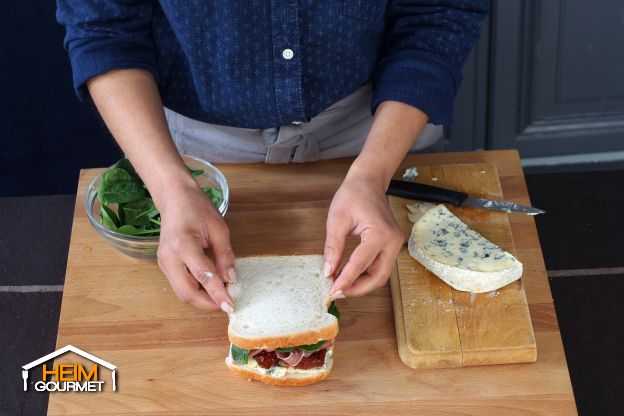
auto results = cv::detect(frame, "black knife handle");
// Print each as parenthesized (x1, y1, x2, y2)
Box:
(387, 180, 468, 206)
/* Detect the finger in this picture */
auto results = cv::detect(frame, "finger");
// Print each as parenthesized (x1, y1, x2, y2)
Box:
(324, 209, 352, 278)
(158, 254, 221, 312)
(210, 223, 237, 283)
(342, 249, 396, 297)
(330, 239, 382, 297)
(179, 242, 235, 313)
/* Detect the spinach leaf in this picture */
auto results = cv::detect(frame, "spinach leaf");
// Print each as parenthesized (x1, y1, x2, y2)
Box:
(298, 340, 326, 351)
(328, 301, 340, 320)
(100, 205, 121, 230)
(113, 158, 142, 184)
(231, 344, 249, 364)
(98, 168, 146, 205)
(97, 159, 223, 236)
(116, 224, 160, 236)
(277, 340, 326, 353)
(188, 167, 204, 177)
(202, 187, 223, 207)
(120, 199, 155, 226)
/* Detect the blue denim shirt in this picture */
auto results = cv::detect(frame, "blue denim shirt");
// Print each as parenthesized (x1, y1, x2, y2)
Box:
(56, 1, 488, 128)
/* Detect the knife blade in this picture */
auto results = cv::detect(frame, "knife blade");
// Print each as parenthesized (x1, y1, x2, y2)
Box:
(386, 180, 545, 215)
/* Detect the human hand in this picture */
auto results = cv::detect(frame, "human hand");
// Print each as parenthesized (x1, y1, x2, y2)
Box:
(323, 171, 404, 299)
(156, 182, 236, 313)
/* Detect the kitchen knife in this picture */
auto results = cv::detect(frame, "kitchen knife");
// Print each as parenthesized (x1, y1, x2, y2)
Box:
(387, 180, 545, 215)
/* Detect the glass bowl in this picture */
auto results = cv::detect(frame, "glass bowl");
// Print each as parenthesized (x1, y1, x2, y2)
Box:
(85, 155, 229, 260)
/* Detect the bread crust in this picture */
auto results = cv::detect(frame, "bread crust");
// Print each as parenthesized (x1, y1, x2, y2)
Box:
(225, 357, 332, 386)
(228, 321, 338, 350)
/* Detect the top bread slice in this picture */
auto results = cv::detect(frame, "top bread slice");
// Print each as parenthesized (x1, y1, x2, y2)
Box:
(408, 204, 523, 293)
(227, 255, 339, 350)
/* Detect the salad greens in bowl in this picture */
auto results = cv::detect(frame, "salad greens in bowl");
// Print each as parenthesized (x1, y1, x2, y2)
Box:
(85, 155, 228, 259)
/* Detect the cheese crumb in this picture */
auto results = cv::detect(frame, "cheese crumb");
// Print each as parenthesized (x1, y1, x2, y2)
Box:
(402, 167, 418, 181)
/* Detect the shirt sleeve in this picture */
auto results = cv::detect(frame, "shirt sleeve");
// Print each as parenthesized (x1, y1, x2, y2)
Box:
(372, 0, 489, 125)
(56, 0, 158, 101)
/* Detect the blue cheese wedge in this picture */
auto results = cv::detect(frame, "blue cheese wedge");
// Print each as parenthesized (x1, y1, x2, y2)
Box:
(407, 204, 523, 293)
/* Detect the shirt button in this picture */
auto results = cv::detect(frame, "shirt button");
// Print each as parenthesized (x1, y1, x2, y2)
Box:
(282, 49, 294, 60)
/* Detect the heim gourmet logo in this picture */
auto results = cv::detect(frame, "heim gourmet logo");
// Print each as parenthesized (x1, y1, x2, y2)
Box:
(22, 345, 117, 392)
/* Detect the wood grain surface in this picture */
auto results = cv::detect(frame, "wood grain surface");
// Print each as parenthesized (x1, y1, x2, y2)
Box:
(48, 150, 576, 415)
(388, 163, 536, 369)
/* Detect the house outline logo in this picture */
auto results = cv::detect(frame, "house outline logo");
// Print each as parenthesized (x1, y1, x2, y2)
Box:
(22, 345, 117, 392)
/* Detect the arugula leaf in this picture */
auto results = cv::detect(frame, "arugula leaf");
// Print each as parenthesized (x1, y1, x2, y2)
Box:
(231, 344, 249, 364)
(120, 199, 155, 226)
(328, 301, 341, 320)
(100, 205, 121, 230)
(98, 168, 146, 205)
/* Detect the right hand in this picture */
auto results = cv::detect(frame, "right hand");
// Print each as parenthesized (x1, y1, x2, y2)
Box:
(156, 182, 236, 313)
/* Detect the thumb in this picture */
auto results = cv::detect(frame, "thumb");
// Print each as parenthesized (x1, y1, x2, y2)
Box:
(324, 209, 351, 280)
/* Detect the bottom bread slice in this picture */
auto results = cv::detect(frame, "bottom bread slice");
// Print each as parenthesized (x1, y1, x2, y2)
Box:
(225, 353, 333, 387)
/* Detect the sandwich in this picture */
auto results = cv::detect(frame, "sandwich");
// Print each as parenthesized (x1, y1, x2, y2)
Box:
(225, 255, 340, 386)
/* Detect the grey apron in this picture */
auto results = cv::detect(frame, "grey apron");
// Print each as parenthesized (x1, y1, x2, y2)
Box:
(165, 84, 443, 164)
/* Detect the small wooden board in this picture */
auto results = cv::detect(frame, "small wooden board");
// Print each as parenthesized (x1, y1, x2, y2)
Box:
(389, 163, 537, 369)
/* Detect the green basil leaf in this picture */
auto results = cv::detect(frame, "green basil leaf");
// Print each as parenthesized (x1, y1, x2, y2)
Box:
(276, 347, 295, 353)
(98, 168, 146, 205)
(100, 205, 121, 230)
(231, 344, 249, 364)
(328, 301, 341, 320)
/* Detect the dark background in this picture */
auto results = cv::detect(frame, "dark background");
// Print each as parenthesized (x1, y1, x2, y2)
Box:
(0, 1, 122, 198)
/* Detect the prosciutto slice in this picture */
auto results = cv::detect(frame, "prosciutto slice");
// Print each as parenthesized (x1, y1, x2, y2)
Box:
(276, 349, 305, 366)
(249, 348, 274, 359)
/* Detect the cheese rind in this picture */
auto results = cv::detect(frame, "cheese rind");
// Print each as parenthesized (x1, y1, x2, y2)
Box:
(408, 204, 523, 293)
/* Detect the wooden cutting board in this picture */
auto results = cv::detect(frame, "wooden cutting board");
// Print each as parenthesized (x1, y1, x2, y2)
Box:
(47, 151, 576, 415)
(388, 163, 537, 368)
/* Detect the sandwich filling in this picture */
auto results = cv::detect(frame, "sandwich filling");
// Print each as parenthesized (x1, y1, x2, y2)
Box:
(227, 301, 340, 378)
(228, 341, 333, 377)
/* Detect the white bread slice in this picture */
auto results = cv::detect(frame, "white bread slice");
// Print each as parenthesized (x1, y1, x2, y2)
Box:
(227, 255, 339, 350)
(408, 204, 523, 293)
(224, 347, 334, 387)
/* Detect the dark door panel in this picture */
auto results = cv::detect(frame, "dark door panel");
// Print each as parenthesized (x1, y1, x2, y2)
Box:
(489, 0, 624, 158)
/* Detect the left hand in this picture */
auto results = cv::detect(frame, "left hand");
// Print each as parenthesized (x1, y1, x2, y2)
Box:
(323, 171, 404, 298)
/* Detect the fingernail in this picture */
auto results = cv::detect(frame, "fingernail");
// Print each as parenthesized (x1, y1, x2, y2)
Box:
(201, 271, 214, 281)
(330, 290, 345, 301)
(227, 267, 238, 283)
(220, 301, 234, 314)
(323, 261, 333, 278)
